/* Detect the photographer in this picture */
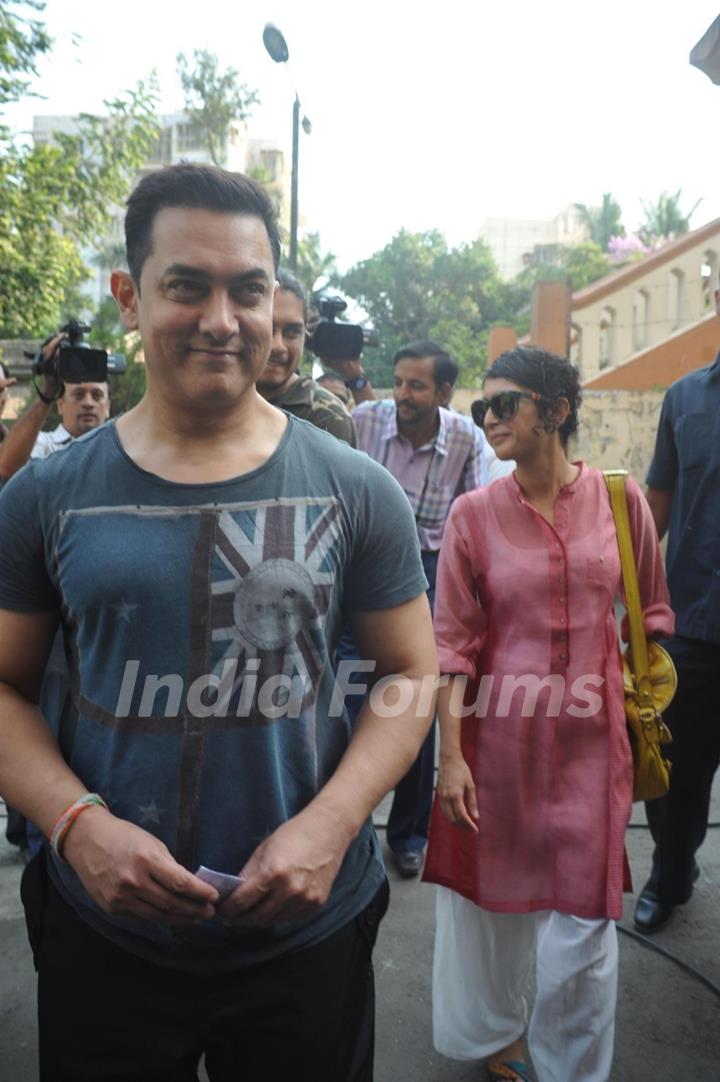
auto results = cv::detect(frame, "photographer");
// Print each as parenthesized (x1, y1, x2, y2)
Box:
(0, 334, 110, 483)
(256, 271, 357, 446)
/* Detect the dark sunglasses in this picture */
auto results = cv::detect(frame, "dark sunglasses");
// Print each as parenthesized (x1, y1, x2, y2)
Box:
(471, 390, 542, 427)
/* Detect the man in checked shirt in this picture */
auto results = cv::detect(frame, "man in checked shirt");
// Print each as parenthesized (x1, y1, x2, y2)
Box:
(329, 340, 513, 876)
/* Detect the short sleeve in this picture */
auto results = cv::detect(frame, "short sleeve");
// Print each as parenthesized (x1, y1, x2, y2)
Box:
(646, 390, 678, 490)
(343, 458, 427, 611)
(0, 465, 59, 612)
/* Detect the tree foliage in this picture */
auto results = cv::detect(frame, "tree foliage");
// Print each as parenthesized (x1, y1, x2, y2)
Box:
(295, 230, 337, 298)
(639, 189, 702, 245)
(0, 0, 51, 108)
(574, 193, 624, 251)
(0, 4, 159, 337)
(341, 230, 513, 386)
(513, 242, 611, 294)
(177, 49, 259, 167)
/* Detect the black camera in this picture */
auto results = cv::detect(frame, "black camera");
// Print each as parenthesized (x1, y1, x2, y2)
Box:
(306, 292, 378, 362)
(31, 320, 126, 384)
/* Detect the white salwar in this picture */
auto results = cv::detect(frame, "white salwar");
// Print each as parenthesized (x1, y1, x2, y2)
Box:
(433, 886, 618, 1082)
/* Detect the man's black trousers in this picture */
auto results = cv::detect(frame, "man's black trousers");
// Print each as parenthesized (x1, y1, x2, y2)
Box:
(24, 862, 389, 1082)
(645, 636, 720, 904)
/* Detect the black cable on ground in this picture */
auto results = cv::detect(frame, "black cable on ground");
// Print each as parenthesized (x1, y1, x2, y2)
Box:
(617, 923, 720, 1001)
(627, 821, 720, 829)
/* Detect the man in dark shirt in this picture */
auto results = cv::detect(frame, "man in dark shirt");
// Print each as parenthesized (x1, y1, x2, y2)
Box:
(634, 272, 720, 932)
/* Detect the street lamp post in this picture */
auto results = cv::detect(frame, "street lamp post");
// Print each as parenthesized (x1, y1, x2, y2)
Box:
(262, 23, 310, 273)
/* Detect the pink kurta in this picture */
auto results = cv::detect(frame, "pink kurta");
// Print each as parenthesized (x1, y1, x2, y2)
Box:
(422, 465, 674, 919)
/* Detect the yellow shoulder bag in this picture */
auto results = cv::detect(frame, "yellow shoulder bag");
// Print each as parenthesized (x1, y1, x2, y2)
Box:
(604, 470, 676, 802)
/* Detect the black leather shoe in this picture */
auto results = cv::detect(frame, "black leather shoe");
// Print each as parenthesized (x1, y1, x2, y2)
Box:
(634, 860, 701, 933)
(633, 886, 675, 933)
(392, 850, 424, 878)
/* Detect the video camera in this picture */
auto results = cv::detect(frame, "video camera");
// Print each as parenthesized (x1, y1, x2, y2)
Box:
(306, 291, 379, 362)
(30, 320, 126, 384)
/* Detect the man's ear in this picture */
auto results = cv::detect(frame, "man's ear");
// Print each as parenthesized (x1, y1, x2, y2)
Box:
(437, 381, 453, 407)
(111, 270, 140, 331)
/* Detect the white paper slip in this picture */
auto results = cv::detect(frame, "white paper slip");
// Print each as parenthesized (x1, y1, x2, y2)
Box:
(195, 865, 244, 900)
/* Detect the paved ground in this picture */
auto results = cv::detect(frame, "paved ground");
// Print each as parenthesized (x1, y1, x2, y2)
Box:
(2, 782, 719, 1081)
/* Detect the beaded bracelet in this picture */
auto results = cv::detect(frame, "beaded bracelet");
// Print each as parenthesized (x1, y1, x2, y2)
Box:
(50, 793, 109, 861)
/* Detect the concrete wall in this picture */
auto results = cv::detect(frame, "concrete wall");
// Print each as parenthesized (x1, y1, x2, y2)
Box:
(568, 389, 664, 486)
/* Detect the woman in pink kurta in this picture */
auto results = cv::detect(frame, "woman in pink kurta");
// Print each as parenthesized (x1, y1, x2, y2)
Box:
(423, 347, 673, 1082)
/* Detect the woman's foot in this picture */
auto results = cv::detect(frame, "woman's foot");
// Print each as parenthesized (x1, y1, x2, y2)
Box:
(487, 1036, 531, 1081)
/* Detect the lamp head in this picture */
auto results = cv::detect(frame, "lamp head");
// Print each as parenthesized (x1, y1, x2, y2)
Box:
(263, 23, 290, 64)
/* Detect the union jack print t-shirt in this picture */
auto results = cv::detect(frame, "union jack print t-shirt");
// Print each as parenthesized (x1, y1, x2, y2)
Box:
(0, 415, 427, 971)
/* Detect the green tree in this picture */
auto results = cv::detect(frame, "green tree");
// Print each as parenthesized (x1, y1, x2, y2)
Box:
(177, 49, 259, 167)
(574, 193, 625, 251)
(0, 3, 159, 337)
(508, 242, 611, 311)
(0, 0, 51, 107)
(639, 189, 702, 244)
(341, 230, 510, 386)
(296, 231, 337, 297)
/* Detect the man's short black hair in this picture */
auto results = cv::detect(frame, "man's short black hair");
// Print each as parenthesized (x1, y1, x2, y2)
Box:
(393, 340, 458, 390)
(125, 163, 281, 285)
(276, 269, 307, 318)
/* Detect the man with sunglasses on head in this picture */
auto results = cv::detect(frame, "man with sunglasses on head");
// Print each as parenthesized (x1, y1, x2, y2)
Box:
(330, 342, 513, 878)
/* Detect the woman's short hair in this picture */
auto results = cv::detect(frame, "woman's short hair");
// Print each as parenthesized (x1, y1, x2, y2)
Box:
(484, 345, 582, 446)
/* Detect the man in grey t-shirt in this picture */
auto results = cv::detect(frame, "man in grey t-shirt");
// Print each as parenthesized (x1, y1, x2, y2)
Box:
(0, 164, 437, 1081)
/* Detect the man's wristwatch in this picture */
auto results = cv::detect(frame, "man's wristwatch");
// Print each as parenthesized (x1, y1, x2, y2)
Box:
(344, 374, 368, 391)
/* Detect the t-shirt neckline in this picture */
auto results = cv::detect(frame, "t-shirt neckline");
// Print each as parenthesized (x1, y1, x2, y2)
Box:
(107, 414, 293, 492)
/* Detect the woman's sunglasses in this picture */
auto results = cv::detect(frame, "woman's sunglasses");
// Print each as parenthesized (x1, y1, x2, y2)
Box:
(471, 390, 542, 427)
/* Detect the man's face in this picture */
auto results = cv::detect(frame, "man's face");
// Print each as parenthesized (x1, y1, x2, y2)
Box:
(257, 288, 306, 398)
(112, 208, 276, 412)
(393, 357, 449, 431)
(57, 382, 110, 437)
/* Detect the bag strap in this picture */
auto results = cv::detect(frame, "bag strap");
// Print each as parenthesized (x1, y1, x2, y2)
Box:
(603, 470, 654, 711)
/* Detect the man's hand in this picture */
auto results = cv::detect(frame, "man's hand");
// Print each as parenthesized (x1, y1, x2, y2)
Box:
(36, 334, 64, 401)
(319, 357, 375, 404)
(218, 804, 353, 926)
(63, 807, 219, 924)
(0, 375, 17, 393)
(323, 357, 364, 381)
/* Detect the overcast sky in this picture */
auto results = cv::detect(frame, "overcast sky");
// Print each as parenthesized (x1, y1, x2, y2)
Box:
(7, 0, 720, 270)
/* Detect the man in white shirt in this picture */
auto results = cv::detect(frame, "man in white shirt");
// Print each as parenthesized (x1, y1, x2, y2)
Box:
(0, 352, 110, 481)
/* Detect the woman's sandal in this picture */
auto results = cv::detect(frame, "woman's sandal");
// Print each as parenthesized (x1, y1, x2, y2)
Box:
(487, 1059, 532, 1082)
